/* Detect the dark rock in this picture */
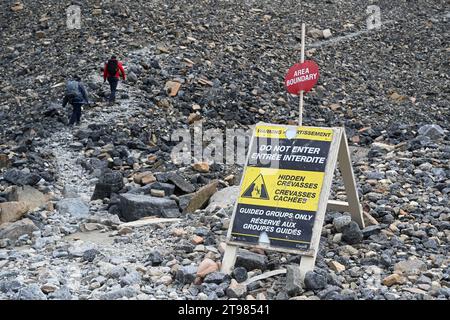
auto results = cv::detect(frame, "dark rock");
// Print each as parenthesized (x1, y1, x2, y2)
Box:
(232, 267, 248, 283)
(362, 225, 382, 238)
(118, 193, 180, 221)
(149, 182, 175, 196)
(147, 249, 164, 266)
(176, 265, 198, 284)
(91, 170, 124, 200)
(3, 169, 41, 186)
(235, 250, 268, 271)
(285, 265, 302, 296)
(82, 249, 100, 262)
(204, 272, 230, 285)
(304, 271, 327, 291)
(167, 173, 196, 193)
(341, 222, 363, 245)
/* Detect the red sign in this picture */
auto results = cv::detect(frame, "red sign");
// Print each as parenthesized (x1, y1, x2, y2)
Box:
(284, 60, 319, 95)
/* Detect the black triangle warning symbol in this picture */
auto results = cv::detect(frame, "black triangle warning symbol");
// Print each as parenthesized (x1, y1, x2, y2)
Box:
(242, 174, 269, 200)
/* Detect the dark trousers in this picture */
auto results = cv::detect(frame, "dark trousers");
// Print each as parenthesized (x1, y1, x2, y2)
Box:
(107, 77, 119, 102)
(69, 103, 82, 125)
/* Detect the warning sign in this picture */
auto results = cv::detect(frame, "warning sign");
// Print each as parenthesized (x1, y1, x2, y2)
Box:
(229, 124, 333, 251)
(241, 174, 270, 200)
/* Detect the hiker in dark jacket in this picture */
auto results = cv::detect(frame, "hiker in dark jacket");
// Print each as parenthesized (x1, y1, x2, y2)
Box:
(103, 55, 126, 104)
(62, 75, 89, 126)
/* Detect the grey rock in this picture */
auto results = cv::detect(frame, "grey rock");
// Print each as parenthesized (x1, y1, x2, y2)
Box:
(176, 265, 198, 284)
(333, 216, 352, 232)
(362, 225, 382, 237)
(3, 169, 41, 186)
(341, 222, 363, 245)
(48, 286, 72, 300)
(204, 272, 230, 284)
(394, 259, 427, 275)
(232, 267, 248, 283)
(118, 193, 180, 221)
(82, 249, 100, 262)
(206, 186, 240, 210)
(285, 265, 302, 296)
(108, 266, 127, 279)
(99, 287, 139, 300)
(418, 124, 445, 140)
(167, 173, 195, 193)
(0, 218, 38, 243)
(147, 249, 164, 266)
(0, 279, 22, 293)
(56, 198, 89, 218)
(127, 71, 138, 83)
(62, 185, 79, 198)
(120, 271, 142, 286)
(17, 284, 47, 300)
(149, 182, 175, 196)
(91, 171, 124, 200)
(235, 249, 268, 271)
(304, 271, 327, 291)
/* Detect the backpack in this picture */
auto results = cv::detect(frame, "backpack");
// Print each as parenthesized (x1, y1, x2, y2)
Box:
(107, 59, 118, 76)
(65, 80, 81, 102)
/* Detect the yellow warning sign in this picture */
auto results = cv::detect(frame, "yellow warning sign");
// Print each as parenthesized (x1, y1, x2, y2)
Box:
(255, 125, 333, 141)
(238, 167, 324, 212)
(241, 174, 270, 200)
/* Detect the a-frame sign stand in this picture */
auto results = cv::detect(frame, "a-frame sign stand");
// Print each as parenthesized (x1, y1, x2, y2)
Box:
(220, 126, 365, 281)
(221, 23, 364, 282)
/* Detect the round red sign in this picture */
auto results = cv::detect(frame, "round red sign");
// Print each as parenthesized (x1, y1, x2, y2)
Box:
(284, 60, 319, 95)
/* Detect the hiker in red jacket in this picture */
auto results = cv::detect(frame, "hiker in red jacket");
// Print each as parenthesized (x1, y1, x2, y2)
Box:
(103, 55, 126, 104)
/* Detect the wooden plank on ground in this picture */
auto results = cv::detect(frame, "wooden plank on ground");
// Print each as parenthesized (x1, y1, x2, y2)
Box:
(120, 217, 182, 228)
(242, 269, 287, 286)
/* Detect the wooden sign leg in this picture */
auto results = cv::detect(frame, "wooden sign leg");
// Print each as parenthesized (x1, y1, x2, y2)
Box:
(220, 244, 238, 274)
(337, 130, 365, 229)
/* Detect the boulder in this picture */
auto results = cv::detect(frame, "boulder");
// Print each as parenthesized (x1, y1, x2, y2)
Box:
(304, 271, 327, 291)
(418, 124, 445, 140)
(167, 173, 195, 193)
(176, 265, 197, 284)
(0, 201, 29, 224)
(341, 221, 363, 244)
(332, 215, 352, 232)
(8, 185, 47, 211)
(285, 265, 302, 296)
(0, 218, 38, 243)
(56, 198, 90, 218)
(184, 180, 218, 213)
(3, 169, 41, 186)
(206, 186, 240, 211)
(91, 170, 124, 200)
(197, 258, 219, 278)
(17, 284, 47, 300)
(394, 259, 427, 275)
(118, 193, 180, 221)
(235, 249, 268, 271)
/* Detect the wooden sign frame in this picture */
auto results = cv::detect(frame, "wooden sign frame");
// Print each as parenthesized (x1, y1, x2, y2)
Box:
(221, 123, 365, 281)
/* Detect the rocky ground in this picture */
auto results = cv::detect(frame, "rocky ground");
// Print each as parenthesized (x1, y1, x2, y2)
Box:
(0, 0, 449, 300)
